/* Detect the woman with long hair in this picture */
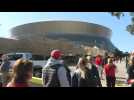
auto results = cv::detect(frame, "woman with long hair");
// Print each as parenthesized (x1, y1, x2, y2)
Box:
(86, 56, 102, 87)
(6, 59, 33, 87)
(71, 57, 96, 87)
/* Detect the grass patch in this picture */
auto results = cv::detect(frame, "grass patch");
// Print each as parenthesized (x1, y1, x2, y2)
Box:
(31, 77, 42, 86)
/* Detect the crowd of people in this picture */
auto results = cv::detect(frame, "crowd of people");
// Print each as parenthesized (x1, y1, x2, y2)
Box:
(0, 49, 134, 87)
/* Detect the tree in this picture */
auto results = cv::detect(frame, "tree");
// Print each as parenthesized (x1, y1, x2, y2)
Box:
(110, 12, 134, 35)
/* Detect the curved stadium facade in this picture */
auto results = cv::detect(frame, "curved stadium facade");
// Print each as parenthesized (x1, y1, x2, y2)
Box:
(10, 21, 117, 55)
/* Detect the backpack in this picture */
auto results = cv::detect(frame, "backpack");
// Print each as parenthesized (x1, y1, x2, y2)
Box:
(42, 64, 62, 87)
(64, 65, 71, 86)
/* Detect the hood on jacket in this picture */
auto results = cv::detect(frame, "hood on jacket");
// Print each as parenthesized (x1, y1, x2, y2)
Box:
(44, 57, 63, 68)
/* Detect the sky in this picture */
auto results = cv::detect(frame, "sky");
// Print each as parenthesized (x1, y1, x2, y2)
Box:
(0, 12, 134, 52)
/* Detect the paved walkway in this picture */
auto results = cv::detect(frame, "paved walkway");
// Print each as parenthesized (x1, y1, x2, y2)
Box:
(115, 61, 128, 79)
(101, 61, 129, 87)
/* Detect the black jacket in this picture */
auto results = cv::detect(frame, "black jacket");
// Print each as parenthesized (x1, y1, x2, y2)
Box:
(72, 65, 101, 87)
(127, 65, 134, 80)
(64, 65, 71, 86)
(90, 64, 102, 87)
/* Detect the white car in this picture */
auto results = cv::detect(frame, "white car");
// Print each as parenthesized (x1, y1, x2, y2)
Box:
(6, 52, 47, 78)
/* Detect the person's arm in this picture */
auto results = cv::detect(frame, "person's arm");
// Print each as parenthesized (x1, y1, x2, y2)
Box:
(58, 66, 70, 87)
(126, 66, 134, 84)
(127, 67, 132, 80)
(71, 73, 78, 87)
(93, 66, 102, 87)
(92, 65, 99, 78)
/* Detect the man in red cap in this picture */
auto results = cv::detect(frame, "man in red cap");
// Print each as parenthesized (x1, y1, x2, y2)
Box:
(42, 49, 70, 87)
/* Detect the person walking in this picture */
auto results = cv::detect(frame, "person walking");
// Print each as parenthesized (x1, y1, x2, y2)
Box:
(0, 55, 11, 87)
(104, 58, 117, 87)
(127, 56, 134, 87)
(86, 56, 102, 87)
(42, 49, 70, 87)
(7, 59, 33, 87)
(71, 57, 97, 87)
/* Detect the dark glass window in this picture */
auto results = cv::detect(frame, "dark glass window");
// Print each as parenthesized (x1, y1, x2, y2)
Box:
(8, 54, 23, 60)
(31, 55, 45, 60)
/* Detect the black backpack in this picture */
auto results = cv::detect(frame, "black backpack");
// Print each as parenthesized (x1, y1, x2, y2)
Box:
(43, 64, 62, 87)
(43, 64, 71, 87)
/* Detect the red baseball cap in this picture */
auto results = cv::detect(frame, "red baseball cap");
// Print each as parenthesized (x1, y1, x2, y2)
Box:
(51, 50, 63, 59)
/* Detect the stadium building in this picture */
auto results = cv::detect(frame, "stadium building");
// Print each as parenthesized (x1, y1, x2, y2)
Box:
(10, 21, 117, 55)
